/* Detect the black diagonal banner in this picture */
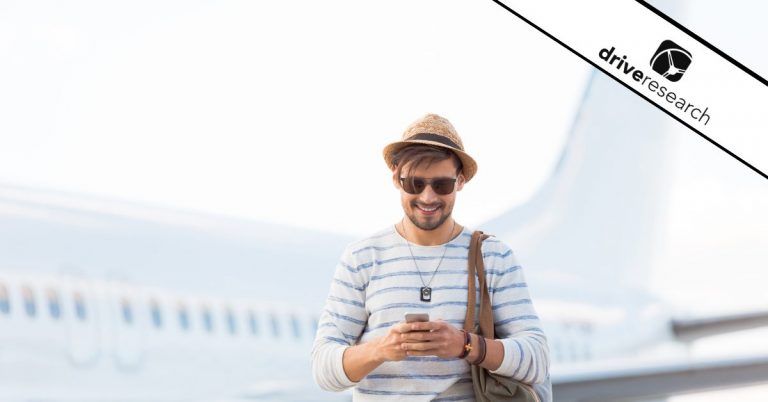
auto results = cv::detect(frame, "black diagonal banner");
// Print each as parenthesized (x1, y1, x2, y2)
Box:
(492, 0, 768, 180)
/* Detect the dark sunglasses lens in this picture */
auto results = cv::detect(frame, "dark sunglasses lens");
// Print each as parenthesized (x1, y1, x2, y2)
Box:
(401, 177, 422, 194)
(431, 179, 455, 195)
(400, 177, 419, 194)
(411, 178, 426, 194)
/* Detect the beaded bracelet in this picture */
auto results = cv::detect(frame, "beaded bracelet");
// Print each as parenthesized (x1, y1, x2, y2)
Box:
(471, 335, 487, 365)
(458, 330, 472, 359)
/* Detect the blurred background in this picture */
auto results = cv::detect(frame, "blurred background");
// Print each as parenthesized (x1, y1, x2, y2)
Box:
(0, 0, 766, 400)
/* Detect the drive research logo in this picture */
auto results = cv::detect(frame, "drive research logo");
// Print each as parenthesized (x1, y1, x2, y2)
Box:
(598, 44, 710, 126)
(650, 40, 692, 82)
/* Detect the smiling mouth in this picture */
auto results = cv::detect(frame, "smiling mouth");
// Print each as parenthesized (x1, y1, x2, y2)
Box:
(415, 204, 441, 214)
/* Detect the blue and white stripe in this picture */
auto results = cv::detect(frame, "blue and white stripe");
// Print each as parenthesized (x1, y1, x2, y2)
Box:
(311, 226, 550, 401)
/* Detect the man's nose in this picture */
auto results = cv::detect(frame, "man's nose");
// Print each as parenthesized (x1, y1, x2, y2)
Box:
(418, 184, 439, 203)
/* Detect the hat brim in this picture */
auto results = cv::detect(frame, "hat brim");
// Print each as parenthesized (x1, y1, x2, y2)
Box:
(383, 139, 477, 182)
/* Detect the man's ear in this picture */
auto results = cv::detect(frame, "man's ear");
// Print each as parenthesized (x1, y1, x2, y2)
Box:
(456, 173, 466, 192)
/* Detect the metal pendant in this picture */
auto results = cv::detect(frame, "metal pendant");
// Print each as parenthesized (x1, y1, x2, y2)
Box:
(420, 286, 432, 302)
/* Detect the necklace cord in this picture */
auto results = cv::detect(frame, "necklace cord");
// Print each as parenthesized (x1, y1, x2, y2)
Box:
(401, 218, 457, 288)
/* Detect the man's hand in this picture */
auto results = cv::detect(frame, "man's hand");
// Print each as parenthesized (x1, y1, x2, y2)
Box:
(399, 320, 465, 358)
(342, 321, 415, 381)
(343, 320, 469, 382)
(369, 321, 413, 362)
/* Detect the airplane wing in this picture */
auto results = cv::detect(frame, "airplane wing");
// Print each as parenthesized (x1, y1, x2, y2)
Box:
(553, 354, 768, 402)
(671, 310, 768, 343)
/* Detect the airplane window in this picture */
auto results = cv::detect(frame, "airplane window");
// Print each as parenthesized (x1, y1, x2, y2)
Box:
(178, 304, 190, 331)
(270, 314, 280, 338)
(247, 310, 258, 336)
(290, 314, 301, 339)
(47, 289, 61, 320)
(149, 299, 162, 329)
(0, 284, 10, 314)
(201, 307, 214, 333)
(22, 286, 36, 318)
(121, 298, 133, 325)
(73, 292, 87, 321)
(226, 308, 237, 335)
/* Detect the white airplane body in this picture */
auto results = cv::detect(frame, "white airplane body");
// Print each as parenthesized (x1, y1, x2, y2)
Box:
(1, 71, 767, 402)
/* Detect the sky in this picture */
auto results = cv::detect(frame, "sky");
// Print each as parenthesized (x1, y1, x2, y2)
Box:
(1, 0, 767, 400)
(0, 0, 590, 235)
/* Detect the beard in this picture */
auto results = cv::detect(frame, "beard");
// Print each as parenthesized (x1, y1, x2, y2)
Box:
(406, 202, 452, 231)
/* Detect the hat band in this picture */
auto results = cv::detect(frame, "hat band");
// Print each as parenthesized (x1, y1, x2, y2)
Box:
(410, 133, 461, 150)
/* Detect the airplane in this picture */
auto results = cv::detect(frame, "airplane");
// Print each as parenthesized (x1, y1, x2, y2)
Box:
(1, 69, 767, 402)
(0, 184, 353, 401)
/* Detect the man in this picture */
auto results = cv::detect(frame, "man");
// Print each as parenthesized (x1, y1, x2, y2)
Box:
(312, 114, 550, 401)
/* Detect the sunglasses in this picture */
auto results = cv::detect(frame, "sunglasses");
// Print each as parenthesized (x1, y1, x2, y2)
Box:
(399, 177, 457, 195)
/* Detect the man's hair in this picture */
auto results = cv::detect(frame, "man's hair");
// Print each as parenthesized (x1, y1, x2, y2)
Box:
(391, 144, 463, 179)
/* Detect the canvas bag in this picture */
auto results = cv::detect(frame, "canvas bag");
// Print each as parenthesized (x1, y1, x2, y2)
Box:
(464, 231, 540, 402)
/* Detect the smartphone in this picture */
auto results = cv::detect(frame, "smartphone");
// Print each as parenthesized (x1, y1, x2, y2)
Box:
(404, 312, 430, 323)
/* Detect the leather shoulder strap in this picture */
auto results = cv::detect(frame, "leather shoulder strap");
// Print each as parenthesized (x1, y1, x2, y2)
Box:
(464, 230, 493, 337)
(475, 232, 494, 339)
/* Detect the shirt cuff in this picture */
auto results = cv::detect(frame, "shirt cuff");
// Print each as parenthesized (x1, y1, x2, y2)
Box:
(488, 338, 523, 378)
(334, 345, 359, 389)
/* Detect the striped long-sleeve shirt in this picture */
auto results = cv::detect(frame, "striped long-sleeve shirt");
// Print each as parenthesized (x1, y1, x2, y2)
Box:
(311, 225, 550, 401)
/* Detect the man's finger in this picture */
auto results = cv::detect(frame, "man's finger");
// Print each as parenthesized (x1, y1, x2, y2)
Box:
(391, 322, 411, 333)
(401, 331, 436, 342)
(402, 341, 438, 352)
(409, 321, 440, 332)
(405, 350, 436, 357)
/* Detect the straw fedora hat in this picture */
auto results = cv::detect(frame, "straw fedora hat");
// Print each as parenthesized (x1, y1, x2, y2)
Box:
(383, 113, 478, 182)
